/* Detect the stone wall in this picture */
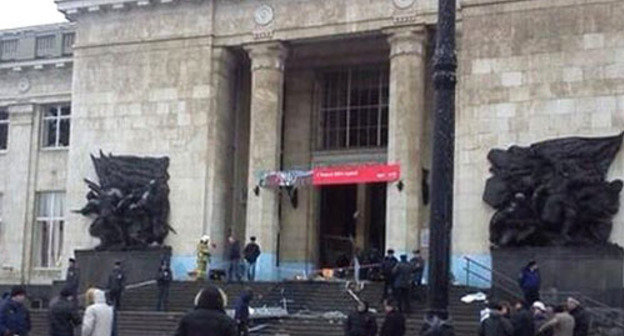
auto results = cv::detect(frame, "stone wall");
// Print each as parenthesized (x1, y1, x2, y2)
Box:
(454, 0, 624, 283)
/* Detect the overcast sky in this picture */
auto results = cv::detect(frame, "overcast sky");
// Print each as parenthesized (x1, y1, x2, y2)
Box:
(0, 0, 67, 30)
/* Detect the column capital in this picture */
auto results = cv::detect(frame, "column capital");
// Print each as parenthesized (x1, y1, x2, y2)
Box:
(385, 26, 428, 59)
(243, 42, 288, 72)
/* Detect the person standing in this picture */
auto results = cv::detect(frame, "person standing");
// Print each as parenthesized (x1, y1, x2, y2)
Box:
(48, 288, 81, 336)
(0, 286, 31, 336)
(227, 236, 242, 283)
(64, 258, 80, 300)
(518, 260, 541, 305)
(173, 285, 237, 336)
(410, 250, 425, 291)
(392, 255, 413, 313)
(243, 237, 261, 282)
(479, 301, 514, 336)
(510, 300, 534, 336)
(107, 261, 125, 310)
(538, 305, 575, 336)
(380, 299, 405, 336)
(234, 288, 253, 336)
(81, 289, 114, 336)
(566, 298, 589, 336)
(381, 249, 398, 300)
(344, 301, 377, 336)
(156, 260, 173, 311)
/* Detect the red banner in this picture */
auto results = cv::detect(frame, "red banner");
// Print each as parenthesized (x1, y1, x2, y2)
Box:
(313, 163, 401, 185)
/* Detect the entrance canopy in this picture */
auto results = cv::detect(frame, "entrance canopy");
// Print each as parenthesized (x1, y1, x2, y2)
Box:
(312, 163, 401, 186)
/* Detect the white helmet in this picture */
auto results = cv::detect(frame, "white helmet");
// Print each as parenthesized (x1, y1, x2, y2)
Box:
(200, 235, 210, 243)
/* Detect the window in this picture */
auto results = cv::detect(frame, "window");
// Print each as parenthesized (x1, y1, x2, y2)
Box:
(34, 192, 65, 268)
(320, 65, 389, 150)
(42, 105, 71, 148)
(0, 110, 7, 151)
(62, 33, 75, 55)
(0, 39, 18, 61)
(36, 35, 56, 58)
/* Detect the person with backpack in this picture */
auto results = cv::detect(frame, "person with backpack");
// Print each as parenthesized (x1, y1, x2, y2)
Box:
(243, 237, 261, 282)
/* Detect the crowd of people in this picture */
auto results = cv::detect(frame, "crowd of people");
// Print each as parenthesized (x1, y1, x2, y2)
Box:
(479, 298, 589, 336)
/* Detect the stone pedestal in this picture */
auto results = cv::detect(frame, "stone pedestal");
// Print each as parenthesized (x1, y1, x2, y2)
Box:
(74, 246, 171, 292)
(492, 246, 624, 306)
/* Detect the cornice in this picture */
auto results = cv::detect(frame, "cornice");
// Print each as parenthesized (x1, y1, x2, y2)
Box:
(0, 22, 75, 37)
(55, 0, 205, 18)
(0, 57, 73, 73)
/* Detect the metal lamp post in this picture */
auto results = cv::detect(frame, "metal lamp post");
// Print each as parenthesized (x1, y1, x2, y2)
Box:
(421, 0, 457, 335)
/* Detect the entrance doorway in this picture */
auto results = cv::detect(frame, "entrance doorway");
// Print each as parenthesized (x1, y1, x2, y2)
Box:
(319, 183, 386, 268)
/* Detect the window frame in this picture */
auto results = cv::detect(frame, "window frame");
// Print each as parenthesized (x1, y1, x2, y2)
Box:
(35, 34, 56, 59)
(0, 39, 19, 61)
(318, 64, 389, 151)
(62, 33, 75, 56)
(0, 109, 8, 153)
(41, 104, 71, 150)
(33, 192, 65, 269)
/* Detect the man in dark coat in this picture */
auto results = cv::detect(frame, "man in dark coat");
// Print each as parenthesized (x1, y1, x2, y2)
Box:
(107, 261, 125, 310)
(518, 261, 541, 305)
(381, 249, 399, 300)
(234, 289, 253, 336)
(511, 300, 534, 336)
(173, 285, 237, 336)
(243, 237, 261, 282)
(64, 258, 80, 299)
(479, 301, 514, 336)
(0, 286, 31, 336)
(392, 255, 413, 313)
(227, 236, 242, 283)
(344, 301, 377, 336)
(48, 288, 81, 336)
(410, 250, 425, 287)
(156, 260, 173, 311)
(380, 299, 405, 336)
(567, 298, 589, 336)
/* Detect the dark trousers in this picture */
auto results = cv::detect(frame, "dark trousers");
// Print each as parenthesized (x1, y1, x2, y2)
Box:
(156, 284, 170, 311)
(524, 289, 540, 305)
(228, 259, 242, 282)
(246, 261, 257, 281)
(110, 290, 122, 310)
(383, 278, 392, 300)
(237, 320, 249, 336)
(394, 287, 411, 313)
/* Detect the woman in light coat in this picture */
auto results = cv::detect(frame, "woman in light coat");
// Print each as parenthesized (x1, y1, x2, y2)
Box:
(82, 288, 114, 336)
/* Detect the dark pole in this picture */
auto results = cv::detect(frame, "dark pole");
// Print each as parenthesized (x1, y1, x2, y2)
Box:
(422, 0, 456, 335)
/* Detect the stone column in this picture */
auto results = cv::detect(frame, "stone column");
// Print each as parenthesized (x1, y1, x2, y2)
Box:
(385, 27, 428, 255)
(243, 42, 287, 280)
(355, 184, 370, 250)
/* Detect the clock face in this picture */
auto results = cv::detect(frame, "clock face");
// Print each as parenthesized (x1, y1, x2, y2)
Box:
(254, 4, 274, 26)
(393, 0, 415, 9)
(18, 78, 30, 93)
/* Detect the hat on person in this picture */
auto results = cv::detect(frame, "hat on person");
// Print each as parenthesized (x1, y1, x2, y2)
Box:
(532, 301, 546, 312)
(60, 288, 73, 298)
(400, 254, 408, 261)
(114, 260, 122, 266)
(69, 258, 75, 263)
(250, 236, 256, 241)
(387, 249, 395, 255)
(10, 286, 26, 297)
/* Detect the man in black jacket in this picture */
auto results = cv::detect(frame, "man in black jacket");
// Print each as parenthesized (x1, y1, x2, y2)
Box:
(234, 289, 253, 336)
(344, 301, 377, 336)
(156, 260, 173, 311)
(567, 297, 589, 336)
(243, 237, 261, 282)
(380, 299, 405, 336)
(227, 236, 242, 283)
(381, 249, 398, 300)
(64, 258, 80, 300)
(48, 288, 81, 336)
(173, 285, 237, 336)
(479, 301, 514, 336)
(107, 261, 125, 310)
(511, 300, 534, 336)
(392, 255, 413, 313)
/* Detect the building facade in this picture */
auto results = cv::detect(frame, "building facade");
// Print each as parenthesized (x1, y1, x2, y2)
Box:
(0, 0, 622, 285)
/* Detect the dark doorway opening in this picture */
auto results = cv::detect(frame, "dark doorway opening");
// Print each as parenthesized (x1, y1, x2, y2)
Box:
(319, 183, 386, 268)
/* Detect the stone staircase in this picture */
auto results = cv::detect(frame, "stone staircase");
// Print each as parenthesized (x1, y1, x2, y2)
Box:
(27, 281, 484, 336)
